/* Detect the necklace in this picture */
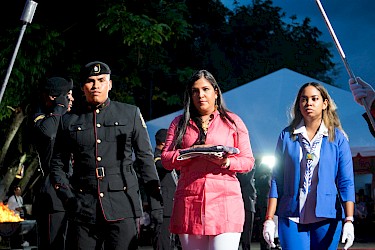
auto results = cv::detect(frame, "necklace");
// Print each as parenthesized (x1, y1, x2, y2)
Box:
(200, 115, 213, 134)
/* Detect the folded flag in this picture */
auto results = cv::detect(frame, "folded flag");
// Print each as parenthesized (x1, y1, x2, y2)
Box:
(177, 145, 240, 160)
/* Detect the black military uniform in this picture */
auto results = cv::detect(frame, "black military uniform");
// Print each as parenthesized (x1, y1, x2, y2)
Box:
(238, 168, 257, 250)
(152, 129, 180, 250)
(30, 77, 73, 250)
(50, 61, 162, 250)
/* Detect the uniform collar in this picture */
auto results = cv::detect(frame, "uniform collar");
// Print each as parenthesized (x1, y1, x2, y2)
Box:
(87, 98, 111, 111)
(293, 120, 329, 137)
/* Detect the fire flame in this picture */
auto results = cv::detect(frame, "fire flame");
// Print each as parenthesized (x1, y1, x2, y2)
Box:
(0, 202, 24, 222)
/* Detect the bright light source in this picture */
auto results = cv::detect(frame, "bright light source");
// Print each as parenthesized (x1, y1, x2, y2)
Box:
(261, 155, 276, 169)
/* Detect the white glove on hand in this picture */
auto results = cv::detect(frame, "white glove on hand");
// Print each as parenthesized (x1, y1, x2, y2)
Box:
(263, 219, 276, 248)
(341, 222, 354, 250)
(349, 77, 375, 108)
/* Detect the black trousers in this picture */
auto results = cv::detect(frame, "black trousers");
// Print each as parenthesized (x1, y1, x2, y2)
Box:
(154, 217, 181, 250)
(66, 218, 138, 250)
(38, 211, 68, 250)
(241, 211, 255, 250)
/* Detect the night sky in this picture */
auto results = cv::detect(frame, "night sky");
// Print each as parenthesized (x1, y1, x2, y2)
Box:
(223, 0, 375, 90)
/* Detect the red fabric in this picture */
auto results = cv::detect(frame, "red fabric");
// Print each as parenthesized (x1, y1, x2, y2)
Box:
(371, 105, 375, 118)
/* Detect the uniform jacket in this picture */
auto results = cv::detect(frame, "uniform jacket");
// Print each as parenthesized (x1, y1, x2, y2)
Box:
(269, 126, 355, 219)
(237, 168, 257, 213)
(50, 99, 162, 223)
(154, 147, 176, 217)
(161, 111, 255, 235)
(31, 103, 69, 212)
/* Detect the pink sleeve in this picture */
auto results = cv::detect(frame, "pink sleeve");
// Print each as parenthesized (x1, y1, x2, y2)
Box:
(226, 114, 255, 173)
(161, 116, 193, 170)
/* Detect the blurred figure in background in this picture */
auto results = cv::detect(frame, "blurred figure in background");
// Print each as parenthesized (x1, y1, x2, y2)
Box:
(153, 128, 180, 249)
(7, 185, 29, 248)
(7, 185, 25, 219)
(238, 168, 257, 250)
(255, 164, 280, 250)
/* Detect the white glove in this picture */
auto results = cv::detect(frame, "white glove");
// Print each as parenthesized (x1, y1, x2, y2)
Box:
(341, 222, 354, 250)
(349, 77, 375, 108)
(263, 219, 276, 248)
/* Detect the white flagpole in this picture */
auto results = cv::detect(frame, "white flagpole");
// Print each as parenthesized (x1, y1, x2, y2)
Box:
(315, 0, 375, 131)
(0, 0, 38, 105)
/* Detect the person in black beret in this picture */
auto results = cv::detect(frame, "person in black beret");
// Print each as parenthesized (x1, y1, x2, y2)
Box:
(50, 61, 163, 250)
(28, 76, 74, 250)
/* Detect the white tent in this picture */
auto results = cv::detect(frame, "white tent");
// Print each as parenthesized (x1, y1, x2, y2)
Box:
(146, 68, 375, 158)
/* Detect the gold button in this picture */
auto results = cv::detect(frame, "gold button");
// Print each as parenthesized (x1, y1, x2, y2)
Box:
(97, 123, 101, 128)
(115, 122, 119, 125)
(78, 127, 82, 131)
(96, 109, 100, 114)
(97, 139, 101, 144)
(99, 193, 104, 197)
(123, 187, 127, 191)
(97, 156, 102, 161)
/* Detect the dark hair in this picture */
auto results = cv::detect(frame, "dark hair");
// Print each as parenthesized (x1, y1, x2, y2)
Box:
(155, 128, 168, 145)
(173, 70, 236, 148)
(289, 82, 345, 141)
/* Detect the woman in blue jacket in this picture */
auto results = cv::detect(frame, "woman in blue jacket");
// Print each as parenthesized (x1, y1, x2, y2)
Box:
(262, 82, 355, 250)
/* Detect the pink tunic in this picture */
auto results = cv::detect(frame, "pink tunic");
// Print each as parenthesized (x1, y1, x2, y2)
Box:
(161, 111, 255, 235)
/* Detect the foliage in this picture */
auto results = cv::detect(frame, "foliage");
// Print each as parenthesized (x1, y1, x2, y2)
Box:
(99, 5, 172, 46)
(0, 0, 337, 122)
(0, 0, 338, 199)
(0, 24, 65, 120)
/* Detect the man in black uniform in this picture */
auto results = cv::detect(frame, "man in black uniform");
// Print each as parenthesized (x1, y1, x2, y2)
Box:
(30, 77, 74, 250)
(152, 128, 180, 250)
(238, 168, 257, 250)
(50, 61, 163, 250)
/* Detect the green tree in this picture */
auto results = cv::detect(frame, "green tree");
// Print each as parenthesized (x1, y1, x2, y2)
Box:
(0, 0, 337, 202)
(223, 0, 337, 89)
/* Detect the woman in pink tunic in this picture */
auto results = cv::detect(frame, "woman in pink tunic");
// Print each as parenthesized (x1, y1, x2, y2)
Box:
(161, 70, 255, 250)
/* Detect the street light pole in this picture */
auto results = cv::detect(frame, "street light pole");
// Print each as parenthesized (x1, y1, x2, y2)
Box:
(0, 0, 37, 105)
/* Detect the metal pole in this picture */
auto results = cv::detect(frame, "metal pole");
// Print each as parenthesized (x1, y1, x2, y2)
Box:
(315, 0, 375, 131)
(0, 0, 37, 105)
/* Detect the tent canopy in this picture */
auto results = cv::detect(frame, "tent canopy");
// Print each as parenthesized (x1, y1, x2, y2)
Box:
(146, 68, 375, 158)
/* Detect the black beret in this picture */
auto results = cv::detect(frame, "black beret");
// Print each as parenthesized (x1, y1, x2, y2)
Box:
(80, 61, 111, 84)
(44, 77, 73, 96)
(155, 128, 168, 143)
